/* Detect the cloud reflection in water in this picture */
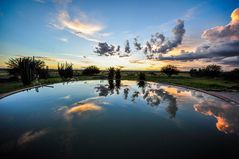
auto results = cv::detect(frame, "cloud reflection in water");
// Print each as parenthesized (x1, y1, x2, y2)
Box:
(194, 100, 239, 135)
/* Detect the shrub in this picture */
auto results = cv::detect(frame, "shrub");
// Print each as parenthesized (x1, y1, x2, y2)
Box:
(161, 65, 179, 77)
(58, 62, 73, 79)
(82, 65, 100, 75)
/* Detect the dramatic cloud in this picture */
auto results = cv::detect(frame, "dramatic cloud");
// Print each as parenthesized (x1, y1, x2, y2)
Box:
(158, 8, 239, 67)
(154, 20, 185, 53)
(202, 8, 239, 42)
(144, 19, 185, 59)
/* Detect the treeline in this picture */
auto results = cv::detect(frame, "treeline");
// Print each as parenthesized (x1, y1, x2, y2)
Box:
(5, 57, 239, 86)
(189, 64, 239, 80)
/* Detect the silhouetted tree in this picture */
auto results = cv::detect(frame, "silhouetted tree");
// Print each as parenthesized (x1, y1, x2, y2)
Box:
(204, 64, 222, 77)
(161, 65, 179, 77)
(115, 68, 121, 80)
(108, 67, 115, 79)
(82, 65, 100, 75)
(138, 72, 146, 81)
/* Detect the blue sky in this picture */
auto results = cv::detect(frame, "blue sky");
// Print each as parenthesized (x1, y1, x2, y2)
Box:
(0, 0, 239, 70)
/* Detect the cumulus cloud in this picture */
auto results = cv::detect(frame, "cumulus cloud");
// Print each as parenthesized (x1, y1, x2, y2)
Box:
(158, 8, 239, 67)
(144, 19, 185, 59)
(202, 8, 239, 42)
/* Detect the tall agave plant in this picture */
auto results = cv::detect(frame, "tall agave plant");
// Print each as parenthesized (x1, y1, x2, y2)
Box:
(6, 56, 46, 85)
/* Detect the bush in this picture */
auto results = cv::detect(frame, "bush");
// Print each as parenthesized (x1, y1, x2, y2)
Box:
(58, 62, 73, 79)
(108, 67, 115, 79)
(161, 65, 179, 77)
(115, 68, 121, 79)
(6, 57, 47, 85)
(82, 65, 100, 75)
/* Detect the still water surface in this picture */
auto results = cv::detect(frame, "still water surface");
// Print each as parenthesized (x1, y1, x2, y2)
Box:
(0, 80, 239, 158)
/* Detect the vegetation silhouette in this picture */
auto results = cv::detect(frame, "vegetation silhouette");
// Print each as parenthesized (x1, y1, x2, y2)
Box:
(6, 57, 48, 85)
(58, 62, 73, 79)
(82, 65, 100, 75)
(108, 67, 115, 80)
(161, 65, 179, 77)
(189, 64, 222, 78)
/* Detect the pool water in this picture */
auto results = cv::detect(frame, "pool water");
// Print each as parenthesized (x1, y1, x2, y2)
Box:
(0, 80, 239, 158)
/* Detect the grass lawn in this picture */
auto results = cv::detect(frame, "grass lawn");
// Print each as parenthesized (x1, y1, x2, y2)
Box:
(0, 71, 238, 94)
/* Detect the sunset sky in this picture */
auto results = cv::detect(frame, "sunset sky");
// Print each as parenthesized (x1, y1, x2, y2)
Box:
(0, 0, 239, 70)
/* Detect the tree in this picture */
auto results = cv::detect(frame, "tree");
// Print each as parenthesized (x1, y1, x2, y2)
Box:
(82, 65, 100, 75)
(108, 67, 115, 79)
(138, 72, 146, 81)
(115, 68, 121, 79)
(204, 64, 221, 77)
(6, 57, 47, 85)
(58, 62, 73, 79)
(161, 65, 179, 77)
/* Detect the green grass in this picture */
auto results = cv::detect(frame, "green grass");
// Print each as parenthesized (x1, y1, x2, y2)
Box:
(0, 71, 238, 94)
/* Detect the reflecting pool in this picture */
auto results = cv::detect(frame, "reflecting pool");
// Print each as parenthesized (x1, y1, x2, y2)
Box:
(0, 80, 239, 158)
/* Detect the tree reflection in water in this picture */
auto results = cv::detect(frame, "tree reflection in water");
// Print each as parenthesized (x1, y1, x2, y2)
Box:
(94, 80, 178, 119)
